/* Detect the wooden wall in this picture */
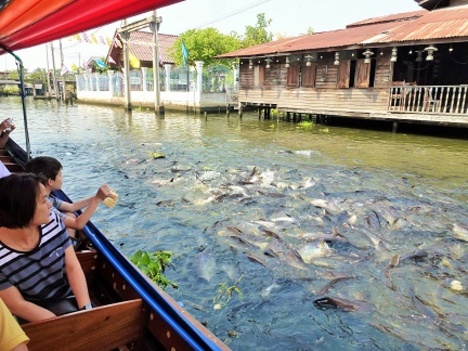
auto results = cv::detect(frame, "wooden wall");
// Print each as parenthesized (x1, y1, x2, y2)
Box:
(238, 52, 394, 116)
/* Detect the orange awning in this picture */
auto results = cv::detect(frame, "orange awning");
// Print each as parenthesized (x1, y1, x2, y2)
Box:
(0, 0, 183, 54)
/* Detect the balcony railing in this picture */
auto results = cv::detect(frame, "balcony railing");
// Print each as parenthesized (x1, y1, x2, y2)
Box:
(388, 84, 468, 115)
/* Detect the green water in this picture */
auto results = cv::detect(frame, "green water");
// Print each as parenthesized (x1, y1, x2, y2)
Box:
(4, 96, 467, 350)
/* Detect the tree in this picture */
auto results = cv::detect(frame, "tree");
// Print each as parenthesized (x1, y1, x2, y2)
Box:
(301, 26, 314, 36)
(26, 68, 46, 82)
(169, 28, 243, 67)
(243, 13, 273, 47)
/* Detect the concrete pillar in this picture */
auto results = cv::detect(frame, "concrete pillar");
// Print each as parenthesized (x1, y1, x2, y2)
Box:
(94, 73, 100, 91)
(121, 29, 132, 111)
(195, 61, 204, 106)
(108, 70, 115, 94)
(75, 75, 80, 91)
(84, 74, 90, 91)
(164, 64, 171, 92)
(232, 63, 239, 91)
(141, 67, 148, 91)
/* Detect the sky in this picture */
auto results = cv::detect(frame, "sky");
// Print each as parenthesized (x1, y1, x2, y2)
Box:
(1, 0, 422, 72)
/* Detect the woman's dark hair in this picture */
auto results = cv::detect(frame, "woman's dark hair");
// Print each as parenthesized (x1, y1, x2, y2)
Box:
(25, 156, 62, 183)
(0, 173, 42, 228)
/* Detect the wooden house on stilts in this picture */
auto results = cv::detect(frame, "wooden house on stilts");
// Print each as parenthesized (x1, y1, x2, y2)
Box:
(218, 0, 468, 130)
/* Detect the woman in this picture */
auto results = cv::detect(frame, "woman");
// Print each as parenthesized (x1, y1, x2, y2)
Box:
(0, 173, 91, 322)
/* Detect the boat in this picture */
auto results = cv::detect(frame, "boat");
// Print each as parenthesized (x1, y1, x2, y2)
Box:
(0, 1, 230, 350)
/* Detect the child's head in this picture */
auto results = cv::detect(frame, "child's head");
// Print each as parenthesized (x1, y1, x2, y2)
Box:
(25, 156, 63, 191)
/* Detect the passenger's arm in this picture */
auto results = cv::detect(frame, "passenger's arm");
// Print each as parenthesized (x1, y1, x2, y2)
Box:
(0, 286, 56, 322)
(58, 196, 94, 213)
(61, 185, 111, 229)
(64, 246, 90, 310)
(0, 131, 11, 148)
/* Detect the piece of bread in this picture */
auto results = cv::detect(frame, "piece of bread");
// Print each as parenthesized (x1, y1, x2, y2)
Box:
(103, 191, 118, 208)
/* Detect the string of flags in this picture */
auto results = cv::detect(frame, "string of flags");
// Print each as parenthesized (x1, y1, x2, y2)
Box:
(60, 30, 167, 73)
(66, 33, 116, 46)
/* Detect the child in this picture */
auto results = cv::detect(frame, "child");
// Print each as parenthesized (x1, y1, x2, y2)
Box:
(25, 156, 114, 239)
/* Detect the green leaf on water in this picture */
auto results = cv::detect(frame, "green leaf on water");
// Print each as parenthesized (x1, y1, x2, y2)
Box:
(130, 250, 178, 289)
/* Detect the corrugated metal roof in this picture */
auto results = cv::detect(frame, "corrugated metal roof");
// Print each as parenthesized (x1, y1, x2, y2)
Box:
(346, 10, 425, 27)
(218, 5, 468, 59)
(128, 31, 178, 64)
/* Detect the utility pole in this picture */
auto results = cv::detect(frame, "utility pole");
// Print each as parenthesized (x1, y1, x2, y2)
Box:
(118, 14, 162, 113)
(50, 42, 59, 99)
(150, 11, 163, 115)
(121, 19, 132, 111)
(59, 39, 66, 101)
(45, 44, 52, 96)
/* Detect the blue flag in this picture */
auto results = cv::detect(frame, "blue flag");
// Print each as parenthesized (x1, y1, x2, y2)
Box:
(95, 58, 107, 68)
(181, 41, 189, 66)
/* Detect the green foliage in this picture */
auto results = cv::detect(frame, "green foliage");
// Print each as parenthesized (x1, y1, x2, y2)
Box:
(271, 108, 280, 118)
(243, 13, 273, 47)
(2, 86, 20, 95)
(212, 276, 243, 309)
(297, 120, 315, 129)
(26, 68, 46, 81)
(130, 250, 178, 289)
(5, 70, 19, 80)
(169, 28, 242, 67)
(303, 26, 315, 36)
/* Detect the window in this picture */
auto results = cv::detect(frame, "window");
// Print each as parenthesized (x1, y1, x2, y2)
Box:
(287, 65, 300, 87)
(355, 59, 376, 88)
(337, 61, 351, 88)
(301, 64, 317, 88)
(253, 65, 265, 88)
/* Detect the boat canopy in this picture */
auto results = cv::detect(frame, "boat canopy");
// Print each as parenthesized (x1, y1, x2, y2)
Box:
(0, 0, 183, 54)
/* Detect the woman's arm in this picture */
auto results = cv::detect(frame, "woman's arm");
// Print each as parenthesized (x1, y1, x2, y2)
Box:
(64, 246, 91, 310)
(0, 286, 56, 322)
(0, 131, 11, 148)
(0, 120, 15, 148)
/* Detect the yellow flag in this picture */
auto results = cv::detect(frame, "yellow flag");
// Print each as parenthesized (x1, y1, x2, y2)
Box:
(129, 52, 140, 68)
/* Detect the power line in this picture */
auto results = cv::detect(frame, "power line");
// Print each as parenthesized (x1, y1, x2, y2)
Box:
(192, 0, 272, 29)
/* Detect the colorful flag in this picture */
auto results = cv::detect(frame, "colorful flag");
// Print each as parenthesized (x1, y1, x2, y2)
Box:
(129, 52, 140, 68)
(95, 58, 107, 68)
(181, 41, 189, 66)
(60, 65, 69, 76)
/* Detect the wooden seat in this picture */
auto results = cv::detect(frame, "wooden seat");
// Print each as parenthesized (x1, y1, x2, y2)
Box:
(22, 299, 145, 351)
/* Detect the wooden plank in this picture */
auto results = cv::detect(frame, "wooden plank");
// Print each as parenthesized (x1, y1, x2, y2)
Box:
(76, 250, 98, 280)
(0, 155, 13, 162)
(23, 299, 145, 351)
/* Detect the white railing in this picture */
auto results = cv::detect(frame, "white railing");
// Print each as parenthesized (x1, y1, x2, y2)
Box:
(388, 84, 468, 115)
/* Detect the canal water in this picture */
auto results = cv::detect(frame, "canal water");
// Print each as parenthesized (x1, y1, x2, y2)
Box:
(4, 96, 468, 350)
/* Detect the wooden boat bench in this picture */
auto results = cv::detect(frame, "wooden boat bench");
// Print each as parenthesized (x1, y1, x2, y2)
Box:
(22, 299, 146, 351)
(0, 148, 23, 172)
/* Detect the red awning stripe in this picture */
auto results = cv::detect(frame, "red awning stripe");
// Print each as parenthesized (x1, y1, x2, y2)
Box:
(0, 0, 183, 53)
